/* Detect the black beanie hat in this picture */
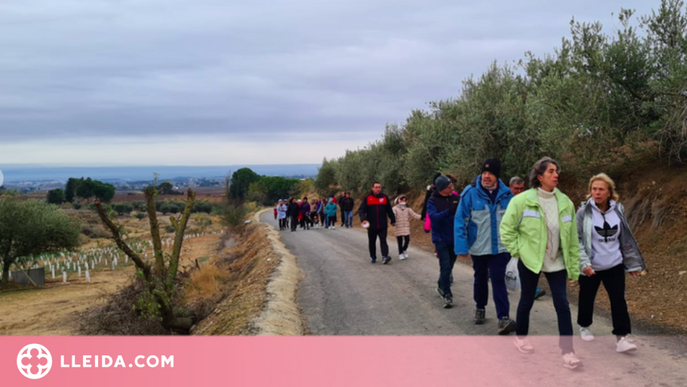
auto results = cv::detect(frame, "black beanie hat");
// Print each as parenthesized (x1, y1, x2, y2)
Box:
(481, 158, 501, 179)
(434, 175, 451, 192)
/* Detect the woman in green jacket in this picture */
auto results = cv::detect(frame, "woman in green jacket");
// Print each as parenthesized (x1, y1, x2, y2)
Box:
(500, 157, 582, 370)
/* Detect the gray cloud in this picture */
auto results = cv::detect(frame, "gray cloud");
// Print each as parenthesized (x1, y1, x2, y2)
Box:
(0, 0, 655, 144)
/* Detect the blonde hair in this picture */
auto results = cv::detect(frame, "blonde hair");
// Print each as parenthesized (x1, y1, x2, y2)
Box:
(586, 173, 619, 201)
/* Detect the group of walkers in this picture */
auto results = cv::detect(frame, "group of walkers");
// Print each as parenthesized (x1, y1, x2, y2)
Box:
(347, 156, 647, 370)
(274, 192, 356, 232)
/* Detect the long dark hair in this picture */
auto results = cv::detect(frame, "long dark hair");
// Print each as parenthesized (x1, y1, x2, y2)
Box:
(529, 157, 561, 188)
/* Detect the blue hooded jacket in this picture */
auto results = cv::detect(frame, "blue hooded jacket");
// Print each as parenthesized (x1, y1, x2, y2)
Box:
(454, 175, 513, 256)
(427, 189, 460, 245)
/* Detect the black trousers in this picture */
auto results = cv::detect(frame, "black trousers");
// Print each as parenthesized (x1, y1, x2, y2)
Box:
(290, 216, 298, 231)
(578, 263, 632, 337)
(396, 235, 410, 254)
(278, 219, 287, 230)
(367, 228, 389, 259)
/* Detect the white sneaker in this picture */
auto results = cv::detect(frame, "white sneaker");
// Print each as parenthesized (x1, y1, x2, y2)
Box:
(580, 326, 595, 342)
(562, 352, 582, 369)
(403, 251, 409, 259)
(616, 336, 637, 353)
(514, 338, 534, 354)
(332, 226, 335, 230)
(399, 255, 406, 261)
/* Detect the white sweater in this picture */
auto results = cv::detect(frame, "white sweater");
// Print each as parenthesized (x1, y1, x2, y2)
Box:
(538, 188, 566, 273)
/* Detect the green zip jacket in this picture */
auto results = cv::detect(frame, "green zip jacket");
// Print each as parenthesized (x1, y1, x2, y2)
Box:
(499, 188, 581, 280)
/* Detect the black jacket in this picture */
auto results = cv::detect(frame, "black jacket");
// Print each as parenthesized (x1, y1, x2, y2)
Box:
(340, 197, 355, 212)
(287, 203, 300, 218)
(421, 185, 434, 220)
(358, 191, 396, 230)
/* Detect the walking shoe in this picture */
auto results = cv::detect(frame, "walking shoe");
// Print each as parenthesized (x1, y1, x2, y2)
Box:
(331, 226, 335, 230)
(473, 308, 486, 324)
(382, 256, 391, 264)
(514, 338, 534, 354)
(403, 251, 409, 259)
(534, 288, 546, 300)
(562, 353, 582, 369)
(370, 257, 377, 264)
(399, 254, 406, 261)
(616, 336, 637, 353)
(498, 317, 516, 335)
(579, 326, 595, 342)
(436, 286, 445, 298)
(443, 295, 453, 309)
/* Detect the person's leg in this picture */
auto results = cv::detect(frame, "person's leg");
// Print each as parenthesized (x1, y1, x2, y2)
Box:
(368, 229, 378, 260)
(472, 256, 490, 312)
(436, 243, 453, 297)
(544, 270, 574, 354)
(516, 260, 540, 338)
(347, 211, 353, 227)
(291, 216, 298, 231)
(402, 235, 410, 253)
(341, 209, 345, 226)
(488, 253, 511, 320)
(379, 228, 389, 258)
(577, 269, 602, 329)
(602, 264, 632, 337)
(397, 236, 404, 255)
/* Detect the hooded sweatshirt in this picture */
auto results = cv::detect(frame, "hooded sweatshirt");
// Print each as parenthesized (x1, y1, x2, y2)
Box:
(588, 200, 623, 271)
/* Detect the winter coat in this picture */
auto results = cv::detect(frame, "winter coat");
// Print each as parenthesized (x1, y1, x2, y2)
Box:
(576, 200, 646, 274)
(340, 197, 355, 212)
(287, 203, 300, 218)
(325, 202, 338, 217)
(500, 188, 581, 280)
(277, 204, 288, 220)
(301, 202, 311, 216)
(392, 200, 421, 237)
(427, 190, 459, 245)
(454, 176, 513, 256)
(358, 191, 396, 230)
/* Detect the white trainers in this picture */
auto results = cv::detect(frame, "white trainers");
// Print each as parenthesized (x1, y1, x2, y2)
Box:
(399, 255, 406, 261)
(562, 352, 582, 369)
(616, 336, 638, 353)
(403, 251, 409, 259)
(332, 226, 335, 230)
(580, 326, 595, 342)
(514, 338, 534, 354)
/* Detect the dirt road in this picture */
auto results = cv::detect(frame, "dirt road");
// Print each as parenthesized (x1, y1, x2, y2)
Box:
(260, 212, 687, 386)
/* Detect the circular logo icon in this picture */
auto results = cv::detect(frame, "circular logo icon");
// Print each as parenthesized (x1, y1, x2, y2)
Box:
(17, 344, 52, 380)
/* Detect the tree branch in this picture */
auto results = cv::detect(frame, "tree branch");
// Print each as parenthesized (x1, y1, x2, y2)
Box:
(144, 187, 165, 276)
(167, 189, 196, 288)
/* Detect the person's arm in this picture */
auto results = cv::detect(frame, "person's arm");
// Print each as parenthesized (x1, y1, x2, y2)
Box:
(499, 196, 521, 259)
(409, 207, 422, 220)
(421, 188, 431, 220)
(576, 206, 592, 275)
(454, 194, 471, 255)
(386, 197, 396, 225)
(358, 197, 368, 223)
(567, 199, 581, 280)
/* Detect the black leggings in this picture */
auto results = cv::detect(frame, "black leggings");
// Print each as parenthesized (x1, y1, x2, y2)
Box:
(279, 219, 287, 230)
(290, 216, 298, 231)
(396, 235, 410, 254)
(578, 263, 631, 337)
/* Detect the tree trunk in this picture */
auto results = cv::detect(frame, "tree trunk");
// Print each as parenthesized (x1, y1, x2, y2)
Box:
(1, 258, 11, 285)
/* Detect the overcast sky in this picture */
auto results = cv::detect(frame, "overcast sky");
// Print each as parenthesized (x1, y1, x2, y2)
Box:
(0, 0, 654, 166)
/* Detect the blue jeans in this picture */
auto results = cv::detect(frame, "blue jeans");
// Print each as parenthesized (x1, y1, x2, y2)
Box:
(516, 260, 574, 354)
(344, 211, 353, 227)
(435, 242, 456, 297)
(472, 253, 510, 319)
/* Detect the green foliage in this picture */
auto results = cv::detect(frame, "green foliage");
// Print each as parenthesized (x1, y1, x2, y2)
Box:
(69, 177, 116, 203)
(0, 197, 81, 283)
(317, 0, 687, 194)
(47, 188, 66, 205)
(113, 203, 134, 216)
(229, 168, 261, 199)
(72, 201, 82, 210)
(135, 212, 146, 220)
(219, 201, 249, 229)
(65, 178, 78, 202)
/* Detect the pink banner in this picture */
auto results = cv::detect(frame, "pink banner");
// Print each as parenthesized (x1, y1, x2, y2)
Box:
(0, 336, 682, 386)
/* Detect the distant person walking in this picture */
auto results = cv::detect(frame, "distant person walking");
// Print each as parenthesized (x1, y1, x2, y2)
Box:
(325, 199, 339, 230)
(358, 182, 396, 264)
(576, 173, 646, 353)
(427, 175, 459, 308)
(500, 157, 582, 370)
(454, 159, 515, 334)
(340, 192, 355, 228)
(287, 198, 300, 232)
(301, 197, 312, 230)
(339, 191, 346, 227)
(392, 195, 421, 260)
(277, 199, 288, 231)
